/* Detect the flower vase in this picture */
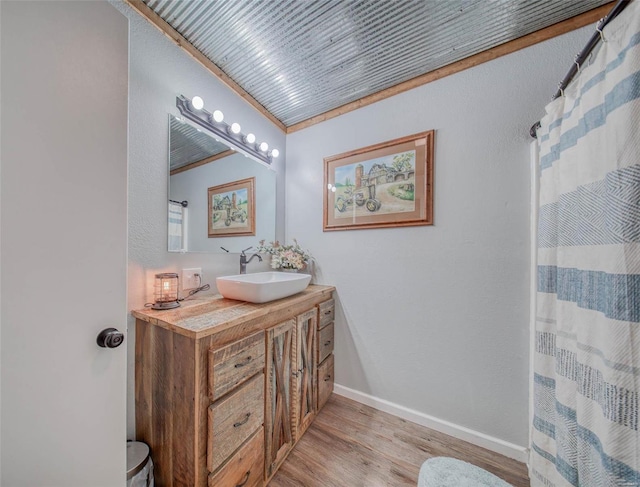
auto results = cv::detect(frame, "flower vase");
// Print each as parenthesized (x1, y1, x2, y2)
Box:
(280, 268, 298, 273)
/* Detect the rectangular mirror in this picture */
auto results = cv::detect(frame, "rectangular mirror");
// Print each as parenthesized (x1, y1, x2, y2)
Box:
(168, 114, 276, 253)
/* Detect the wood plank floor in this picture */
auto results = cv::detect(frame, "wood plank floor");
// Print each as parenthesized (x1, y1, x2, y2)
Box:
(270, 394, 530, 487)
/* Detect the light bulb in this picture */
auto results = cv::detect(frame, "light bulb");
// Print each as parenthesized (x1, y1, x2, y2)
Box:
(245, 133, 256, 144)
(327, 183, 333, 190)
(331, 187, 336, 193)
(231, 122, 241, 134)
(191, 96, 204, 110)
(260, 142, 269, 152)
(213, 110, 224, 123)
(270, 149, 280, 158)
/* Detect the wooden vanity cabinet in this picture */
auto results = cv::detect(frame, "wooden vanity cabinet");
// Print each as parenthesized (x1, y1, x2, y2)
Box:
(133, 285, 334, 487)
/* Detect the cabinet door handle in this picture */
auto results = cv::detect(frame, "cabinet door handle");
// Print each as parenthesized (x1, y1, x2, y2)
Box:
(324, 310, 332, 315)
(236, 470, 251, 487)
(234, 356, 252, 368)
(233, 413, 251, 428)
(324, 340, 332, 346)
(324, 375, 332, 381)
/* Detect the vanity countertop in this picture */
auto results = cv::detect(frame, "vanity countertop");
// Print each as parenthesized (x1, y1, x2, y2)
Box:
(132, 284, 335, 339)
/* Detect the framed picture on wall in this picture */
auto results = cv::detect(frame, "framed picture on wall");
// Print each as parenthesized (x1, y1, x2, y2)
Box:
(208, 177, 256, 237)
(323, 130, 434, 231)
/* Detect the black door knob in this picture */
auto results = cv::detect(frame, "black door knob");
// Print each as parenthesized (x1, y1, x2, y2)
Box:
(97, 328, 124, 348)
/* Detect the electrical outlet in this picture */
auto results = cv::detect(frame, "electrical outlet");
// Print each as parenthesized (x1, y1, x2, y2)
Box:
(182, 268, 202, 290)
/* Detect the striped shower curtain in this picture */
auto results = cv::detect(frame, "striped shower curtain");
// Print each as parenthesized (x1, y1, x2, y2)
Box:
(531, 2, 640, 486)
(168, 201, 186, 252)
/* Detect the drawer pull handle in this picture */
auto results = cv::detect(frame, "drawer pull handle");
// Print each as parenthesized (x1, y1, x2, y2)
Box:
(234, 356, 252, 368)
(236, 470, 251, 487)
(233, 413, 251, 428)
(324, 340, 332, 346)
(324, 375, 332, 381)
(324, 310, 332, 315)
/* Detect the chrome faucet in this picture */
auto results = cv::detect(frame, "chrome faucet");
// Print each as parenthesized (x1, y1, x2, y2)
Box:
(239, 247, 262, 274)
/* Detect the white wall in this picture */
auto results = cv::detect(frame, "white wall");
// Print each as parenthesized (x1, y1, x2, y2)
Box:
(109, 1, 286, 437)
(0, 2, 3, 479)
(285, 27, 592, 451)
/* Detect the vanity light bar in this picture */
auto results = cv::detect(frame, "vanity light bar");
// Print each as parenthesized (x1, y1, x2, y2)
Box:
(176, 95, 277, 166)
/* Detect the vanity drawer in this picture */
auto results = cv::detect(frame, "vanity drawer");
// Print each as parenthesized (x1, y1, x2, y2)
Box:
(209, 331, 265, 401)
(208, 429, 264, 487)
(318, 299, 334, 328)
(207, 374, 264, 473)
(317, 323, 334, 365)
(317, 354, 334, 411)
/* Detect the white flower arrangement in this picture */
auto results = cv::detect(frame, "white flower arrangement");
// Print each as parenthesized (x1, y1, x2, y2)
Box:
(256, 239, 312, 270)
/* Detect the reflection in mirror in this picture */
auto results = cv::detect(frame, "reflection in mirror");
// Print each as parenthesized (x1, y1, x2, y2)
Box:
(168, 115, 276, 253)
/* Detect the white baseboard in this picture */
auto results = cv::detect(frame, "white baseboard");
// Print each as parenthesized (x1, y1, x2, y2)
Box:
(333, 383, 529, 464)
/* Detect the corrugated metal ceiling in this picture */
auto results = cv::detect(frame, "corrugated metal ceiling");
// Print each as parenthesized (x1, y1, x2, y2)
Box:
(147, 0, 610, 127)
(169, 115, 231, 170)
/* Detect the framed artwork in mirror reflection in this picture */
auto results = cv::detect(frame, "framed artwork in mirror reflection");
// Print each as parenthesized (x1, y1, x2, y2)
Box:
(208, 177, 256, 237)
(323, 130, 434, 231)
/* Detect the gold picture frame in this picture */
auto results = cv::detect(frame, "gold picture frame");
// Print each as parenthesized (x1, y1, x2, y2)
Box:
(208, 177, 256, 237)
(323, 131, 434, 231)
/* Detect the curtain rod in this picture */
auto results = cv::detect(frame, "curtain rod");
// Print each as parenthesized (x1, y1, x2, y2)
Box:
(530, 0, 631, 138)
(169, 199, 188, 207)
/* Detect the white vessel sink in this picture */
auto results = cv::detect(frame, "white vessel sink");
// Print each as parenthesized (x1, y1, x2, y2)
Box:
(216, 271, 311, 303)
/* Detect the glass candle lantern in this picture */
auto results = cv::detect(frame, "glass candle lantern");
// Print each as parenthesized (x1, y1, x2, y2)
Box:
(152, 273, 180, 310)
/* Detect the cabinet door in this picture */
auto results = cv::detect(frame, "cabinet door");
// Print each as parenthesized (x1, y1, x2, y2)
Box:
(292, 308, 317, 441)
(265, 319, 294, 480)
